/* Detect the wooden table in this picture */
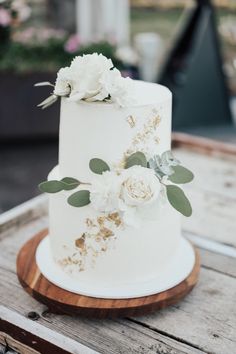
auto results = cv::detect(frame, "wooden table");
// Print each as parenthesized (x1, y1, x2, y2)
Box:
(1, 134, 236, 354)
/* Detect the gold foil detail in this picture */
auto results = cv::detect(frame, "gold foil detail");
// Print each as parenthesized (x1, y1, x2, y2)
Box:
(117, 111, 162, 168)
(99, 227, 114, 238)
(108, 212, 122, 227)
(75, 234, 86, 250)
(59, 212, 123, 273)
(126, 115, 136, 128)
(132, 115, 161, 146)
(86, 218, 96, 228)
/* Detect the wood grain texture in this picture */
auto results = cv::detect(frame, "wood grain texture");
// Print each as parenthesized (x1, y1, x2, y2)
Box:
(1, 202, 235, 353)
(16, 229, 200, 319)
(172, 132, 236, 156)
(1, 135, 236, 353)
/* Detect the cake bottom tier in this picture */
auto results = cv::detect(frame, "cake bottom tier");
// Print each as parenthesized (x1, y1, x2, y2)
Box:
(36, 235, 195, 298)
(47, 166, 184, 287)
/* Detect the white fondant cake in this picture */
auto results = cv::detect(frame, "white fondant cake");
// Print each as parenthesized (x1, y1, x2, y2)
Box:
(48, 81, 181, 282)
(36, 53, 194, 298)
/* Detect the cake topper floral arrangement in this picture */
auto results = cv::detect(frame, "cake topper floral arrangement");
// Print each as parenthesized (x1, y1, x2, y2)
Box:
(39, 150, 194, 226)
(35, 53, 132, 108)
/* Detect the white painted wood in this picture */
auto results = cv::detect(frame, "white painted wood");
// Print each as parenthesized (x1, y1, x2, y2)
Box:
(76, 0, 130, 46)
(114, 0, 130, 46)
(185, 231, 236, 258)
(0, 194, 47, 226)
(76, 0, 92, 43)
(134, 33, 164, 81)
(174, 148, 236, 247)
(0, 306, 97, 354)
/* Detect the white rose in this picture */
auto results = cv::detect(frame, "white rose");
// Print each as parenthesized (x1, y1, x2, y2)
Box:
(90, 171, 121, 213)
(121, 166, 161, 207)
(69, 53, 113, 101)
(54, 67, 73, 96)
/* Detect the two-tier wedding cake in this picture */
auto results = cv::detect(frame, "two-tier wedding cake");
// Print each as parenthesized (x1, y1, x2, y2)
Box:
(36, 53, 195, 298)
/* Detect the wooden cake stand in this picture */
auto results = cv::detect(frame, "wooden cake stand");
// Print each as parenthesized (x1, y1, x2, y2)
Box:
(17, 229, 200, 318)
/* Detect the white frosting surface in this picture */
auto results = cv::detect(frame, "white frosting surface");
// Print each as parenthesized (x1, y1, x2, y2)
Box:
(47, 80, 183, 289)
(48, 166, 181, 284)
(59, 80, 172, 180)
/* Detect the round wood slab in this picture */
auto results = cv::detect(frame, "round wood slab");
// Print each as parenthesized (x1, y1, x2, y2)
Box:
(17, 229, 200, 318)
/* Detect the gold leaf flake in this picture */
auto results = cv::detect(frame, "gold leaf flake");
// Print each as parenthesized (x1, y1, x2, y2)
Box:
(126, 115, 136, 128)
(108, 212, 122, 227)
(97, 216, 106, 227)
(99, 227, 114, 238)
(86, 218, 96, 228)
(75, 234, 86, 250)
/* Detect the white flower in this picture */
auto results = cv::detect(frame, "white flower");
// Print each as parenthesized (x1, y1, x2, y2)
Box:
(69, 53, 113, 101)
(90, 171, 121, 213)
(54, 67, 73, 96)
(52, 53, 133, 107)
(89, 166, 162, 227)
(121, 166, 161, 207)
(99, 68, 133, 107)
(119, 166, 161, 226)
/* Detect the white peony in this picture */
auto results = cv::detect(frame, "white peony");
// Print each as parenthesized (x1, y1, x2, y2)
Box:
(90, 171, 121, 213)
(99, 68, 133, 107)
(69, 53, 113, 102)
(54, 67, 73, 96)
(52, 53, 133, 106)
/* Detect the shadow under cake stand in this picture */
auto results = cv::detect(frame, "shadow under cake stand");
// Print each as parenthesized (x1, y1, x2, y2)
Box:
(17, 229, 200, 318)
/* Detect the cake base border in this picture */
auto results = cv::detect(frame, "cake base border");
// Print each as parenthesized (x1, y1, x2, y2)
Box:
(17, 229, 200, 318)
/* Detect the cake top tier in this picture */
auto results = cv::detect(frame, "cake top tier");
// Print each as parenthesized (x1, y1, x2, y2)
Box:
(36, 52, 170, 109)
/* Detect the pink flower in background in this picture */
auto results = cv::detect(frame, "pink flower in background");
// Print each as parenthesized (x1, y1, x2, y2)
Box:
(13, 27, 66, 45)
(0, 8, 11, 27)
(64, 34, 81, 53)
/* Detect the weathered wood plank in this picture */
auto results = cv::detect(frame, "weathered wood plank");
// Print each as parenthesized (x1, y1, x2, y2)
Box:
(174, 148, 236, 247)
(0, 195, 47, 239)
(200, 248, 236, 278)
(132, 267, 236, 354)
(1, 260, 234, 354)
(1, 220, 236, 354)
(0, 140, 236, 353)
(0, 330, 39, 354)
(0, 306, 96, 354)
(0, 271, 204, 354)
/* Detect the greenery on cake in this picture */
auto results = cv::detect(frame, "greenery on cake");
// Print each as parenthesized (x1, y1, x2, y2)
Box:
(39, 150, 194, 223)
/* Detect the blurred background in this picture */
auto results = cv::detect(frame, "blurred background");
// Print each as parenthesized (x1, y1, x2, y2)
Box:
(0, 0, 236, 212)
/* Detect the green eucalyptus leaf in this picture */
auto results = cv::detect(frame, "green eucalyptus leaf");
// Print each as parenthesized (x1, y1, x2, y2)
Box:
(125, 151, 147, 169)
(168, 166, 194, 184)
(89, 158, 110, 174)
(39, 180, 64, 193)
(61, 177, 80, 190)
(166, 185, 192, 217)
(67, 190, 91, 207)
